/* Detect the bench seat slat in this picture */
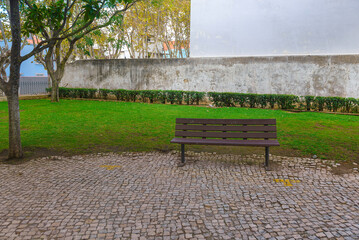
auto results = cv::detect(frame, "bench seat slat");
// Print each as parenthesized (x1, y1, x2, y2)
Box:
(175, 131, 277, 139)
(176, 125, 277, 132)
(170, 138, 280, 147)
(176, 118, 276, 125)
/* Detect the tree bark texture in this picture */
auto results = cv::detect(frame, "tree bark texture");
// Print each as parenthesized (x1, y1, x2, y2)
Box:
(46, 41, 74, 102)
(7, 0, 23, 158)
(51, 79, 60, 102)
(7, 89, 22, 158)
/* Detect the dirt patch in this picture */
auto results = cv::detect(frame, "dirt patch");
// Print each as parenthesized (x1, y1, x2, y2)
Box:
(0, 147, 72, 165)
(331, 162, 358, 175)
(314, 123, 327, 129)
(20, 95, 50, 100)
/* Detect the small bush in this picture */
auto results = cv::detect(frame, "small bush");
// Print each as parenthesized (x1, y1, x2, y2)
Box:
(165, 91, 174, 104)
(343, 98, 357, 113)
(247, 94, 257, 108)
(174, 91, 184, 105)
(256, 94, 268, 108)
(149, 90, 161, 103)
(329, 97, 344, 112)
(266, 94, 277, 109)
(127, 90, 139, 102)
(139, 91, 148, 103)
(194, 92, 205, 105)
(183, 91, 195, 105)
(231, 93, 247, 107)
(157, 91, 167, 104)
(314, 96, 326, 111)
(99, 89, 111, 99)
(208, 92, 222, 107)
(88, 89, 97, 99)
(112, 89, 126, 101)
(304, 96, 315, 111)
(276, 94, 298, 109)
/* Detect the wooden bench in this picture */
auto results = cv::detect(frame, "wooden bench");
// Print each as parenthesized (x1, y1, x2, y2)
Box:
(170, 118, 280, 168)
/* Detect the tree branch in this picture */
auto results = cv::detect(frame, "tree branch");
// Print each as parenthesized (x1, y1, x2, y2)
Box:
(61, 9, 86, 35)
(60, 40, 75, 69)
(23, 0, 34, 10)
(63, 1, 138, 41)
(0, 50, 10, 88)
(54, 0, 74, 36)
(0, 75, 7, 92)
(72, 2, 136, 43)
(0, 20, 8, 49)
(20, 38, 54, 62)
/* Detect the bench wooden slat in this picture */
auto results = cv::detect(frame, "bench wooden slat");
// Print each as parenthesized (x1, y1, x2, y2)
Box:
(171, 138, 280, 147)
(175, 125, 277, 132)
(176, 118, 276, 125)
(175, 131, 277, 139)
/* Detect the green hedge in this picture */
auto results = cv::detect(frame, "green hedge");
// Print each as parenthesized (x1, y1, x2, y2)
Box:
(46, 88, 205, 106)
(303, 95, 359, 113)
(46, 88, 359, 113)
(208, 93, 300, 109)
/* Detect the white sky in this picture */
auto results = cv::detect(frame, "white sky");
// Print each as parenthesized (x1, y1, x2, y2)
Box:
(191, 0, 359, 57)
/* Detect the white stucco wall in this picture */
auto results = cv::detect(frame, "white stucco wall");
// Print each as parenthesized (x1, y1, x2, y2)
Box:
(190, 0, 359, 57)
(61, 56, 359, 98)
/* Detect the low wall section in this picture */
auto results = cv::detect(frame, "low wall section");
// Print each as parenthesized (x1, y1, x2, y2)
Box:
(61, 55, 359, 98)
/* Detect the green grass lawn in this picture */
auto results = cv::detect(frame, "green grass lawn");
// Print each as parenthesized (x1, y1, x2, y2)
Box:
(0, 99, 358, 161)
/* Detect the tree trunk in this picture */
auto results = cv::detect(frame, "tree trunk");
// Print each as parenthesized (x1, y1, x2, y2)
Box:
(6, 0, 23, 159)
(7, 90, 23, 158)
(51, 78, 60, 102)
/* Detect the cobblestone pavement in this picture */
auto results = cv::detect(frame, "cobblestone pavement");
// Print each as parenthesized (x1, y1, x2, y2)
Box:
(0, 151, 358, 240)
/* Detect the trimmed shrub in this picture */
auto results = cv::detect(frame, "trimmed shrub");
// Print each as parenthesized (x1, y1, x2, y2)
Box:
(344, 98, 357, 113)
(47, 87, 359, 113)
(329, 97, 344, 112)
(256, 94, 268, 108)
(88, 89, 97, 99)
(304, 96, 315, 111)
(232, 93, 247, 107)
(247, 94, 257, 108)
(99, 89, 111, 99)
(157, 91, 167, 104)
(208, 92, 222, 107)
(276, 94, 298, 109)
(127, 90, 139, 102)
(194, 92, 205, 105)
(183, 91, 195, 105)
(174, 91, 184, 105)
(139, 91, 148, 103)
(148, 90, 161, 103)
(165, 91, 176, 104)
(314, 96, 326, 111)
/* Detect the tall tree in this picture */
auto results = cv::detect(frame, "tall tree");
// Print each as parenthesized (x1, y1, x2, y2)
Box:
(0, 0, 138, 158)
(24, 0, 138, 102)
(122, 0, 190, 59)
(73, 0, 190, 59)
(0, 0, 23, 158)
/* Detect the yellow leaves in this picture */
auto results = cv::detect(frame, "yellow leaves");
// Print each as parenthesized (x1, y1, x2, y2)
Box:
(100, 165, 122, 170)
(274, 179, 301, 187)
(121, 0, 190, 58)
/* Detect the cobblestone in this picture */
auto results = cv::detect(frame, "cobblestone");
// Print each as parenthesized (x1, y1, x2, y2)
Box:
(0, 151, 358, 239)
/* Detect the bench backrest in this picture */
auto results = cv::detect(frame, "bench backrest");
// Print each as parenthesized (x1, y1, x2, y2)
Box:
(175, 118, 277, 140)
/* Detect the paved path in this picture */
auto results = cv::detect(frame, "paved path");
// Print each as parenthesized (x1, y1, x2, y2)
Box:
(0, 152, 358, 240)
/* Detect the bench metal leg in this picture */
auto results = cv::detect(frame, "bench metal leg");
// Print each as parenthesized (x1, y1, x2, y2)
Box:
(181, 144, 185, 164)
(265, 147, 269, 168)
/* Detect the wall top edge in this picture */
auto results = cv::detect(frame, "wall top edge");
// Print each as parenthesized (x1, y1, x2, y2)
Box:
(70, 54, 359, 65)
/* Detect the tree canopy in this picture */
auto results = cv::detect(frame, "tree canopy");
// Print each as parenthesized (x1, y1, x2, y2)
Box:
(0, 0, 138, 158)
